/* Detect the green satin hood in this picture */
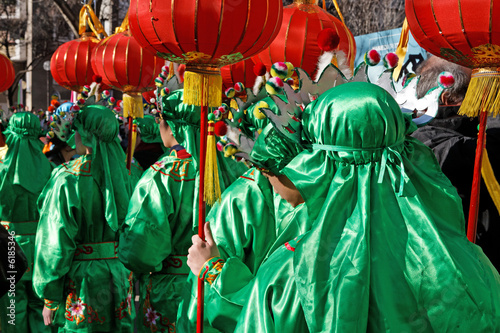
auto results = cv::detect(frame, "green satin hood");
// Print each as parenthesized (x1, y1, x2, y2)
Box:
(282, 82, 500, 332)
(73, 105, 134, 231)
(1, 112, 51, 194)
(249, 124, 303, 175)
(136, 115, 162, 144)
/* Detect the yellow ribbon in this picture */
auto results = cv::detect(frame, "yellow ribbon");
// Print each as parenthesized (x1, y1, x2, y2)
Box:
(393, 18, 409, 81)
(79, 2, 108, 39)
(482, 148, 500, 215)
(330, 0, 345, 26)
(114, 10, 130, 34)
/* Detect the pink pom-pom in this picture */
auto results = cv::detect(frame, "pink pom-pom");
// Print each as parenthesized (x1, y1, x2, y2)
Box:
(365, 49, 381, 66)
(438, 71, 455, 88)
(83, 85, 91, 91)
(216, 141, 224, 152)
(286, 78, 294, 85)
(253, 62, 267, 76)
(102, 90, 110, 97)
(234, 82, 245, 93)
(71, 105, 80, 111)
(214, 121, 228, 136)
(384, 53, 399, 69)
(109, 97, 116, 103)
(317, 28, 340, 52)
(219, 105, 228, 114)
(78, 98, 85, 105)
(92, 75, 102, 83)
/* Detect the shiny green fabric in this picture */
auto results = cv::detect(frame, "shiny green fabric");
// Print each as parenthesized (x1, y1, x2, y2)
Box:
(177, 168, 311, 333)
(136, 115, 163, 144)
(119, 152, 199, 332)
(0, 112, 53, 333)
(73, 105, 135, 231)
(250, 124, 303, 175)
(236, 83, 500, 332)
(33, 154, 137, 332)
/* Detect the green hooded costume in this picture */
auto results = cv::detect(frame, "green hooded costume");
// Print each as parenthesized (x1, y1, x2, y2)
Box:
(33, 105, 138, 332)
(177, 95, 310, 333)
(235, 82, 500, 332)
(0, 112, 53, 333)
(118, 90, 246, 333)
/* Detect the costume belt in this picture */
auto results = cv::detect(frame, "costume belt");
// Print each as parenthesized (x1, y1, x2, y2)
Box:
(73, 241, 119, 261)
(1, 220, 38, 236)
(154, 255, 189, 276)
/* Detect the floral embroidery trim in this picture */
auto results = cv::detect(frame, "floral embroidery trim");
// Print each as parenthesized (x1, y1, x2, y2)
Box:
(199, 257, 225, 285)
(115, 271, 134, 319)
(44, 299, 60, 311)
(142, 278, 176, 332)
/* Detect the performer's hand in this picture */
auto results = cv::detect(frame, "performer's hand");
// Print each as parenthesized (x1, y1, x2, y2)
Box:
(43, 305, 55, 326)
(187, 222, 220, 275)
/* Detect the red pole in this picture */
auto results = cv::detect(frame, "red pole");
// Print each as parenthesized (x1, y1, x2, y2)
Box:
(467, 110, 488, 243)
(197, 77, 208, 333)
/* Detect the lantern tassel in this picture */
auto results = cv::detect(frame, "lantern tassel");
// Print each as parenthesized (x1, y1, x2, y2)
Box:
(183, 66, 222, 107)
(459, 68, 500, 117)
(204, 121, 221, 205)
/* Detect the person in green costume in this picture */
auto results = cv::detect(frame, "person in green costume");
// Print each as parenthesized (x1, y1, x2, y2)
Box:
(33, 105, 138, 332)
(235, 82, 500, 332)
(178, 93, 309, 333)
(0, 112, 53, 333)
(118, 90, 246, 333)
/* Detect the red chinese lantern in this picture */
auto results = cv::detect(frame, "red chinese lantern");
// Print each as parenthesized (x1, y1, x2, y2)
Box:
(0, 53, 15, 93)
(50, 5, 108, 92)
(252, 0, 356, 79)
(92, 16, 164, 171)
(220, 58, 257, 92)
(51, 34, 100, 92)
(129, 0, 283, 107)
(406, 0, 500, 242)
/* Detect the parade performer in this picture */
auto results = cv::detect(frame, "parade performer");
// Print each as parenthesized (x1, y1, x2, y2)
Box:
(33, 105, 138, 332)
(178, 90, 309, 332)
(235, 82, 500, 332)
(0, 113, 53, 333)
(118, 89, 246, 333)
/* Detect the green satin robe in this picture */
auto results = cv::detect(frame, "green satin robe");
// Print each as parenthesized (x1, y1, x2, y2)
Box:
(177, 167, 310, 333)
(33, 155, 137, 332)
(0, 162, 54, 333)
(119, 150, 198, 333)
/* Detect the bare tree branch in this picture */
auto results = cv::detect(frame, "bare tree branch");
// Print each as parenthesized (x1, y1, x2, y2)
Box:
(50, 0, 79, 37)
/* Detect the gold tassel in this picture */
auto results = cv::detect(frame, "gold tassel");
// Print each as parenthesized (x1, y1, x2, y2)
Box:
(482, 148, 500, 215)
(204, 121, 221, 205)
(130, 120, 138, 161)
(459, 68, 500, 117)
(183, 66, 222, 107)
(122, 93, 144, 118)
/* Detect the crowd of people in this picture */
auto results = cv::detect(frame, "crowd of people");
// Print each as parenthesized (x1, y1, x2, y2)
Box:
(0, 52, 499, 333)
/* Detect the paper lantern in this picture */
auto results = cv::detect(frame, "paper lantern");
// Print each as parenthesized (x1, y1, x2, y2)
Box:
(252, 0, 356, 79)
(0, 53, 15, 92)
(91, 30, 164, 94)
(220, 59, 257, 93)
(50, 33, 100, 92)
(129, 0, 283, 107)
